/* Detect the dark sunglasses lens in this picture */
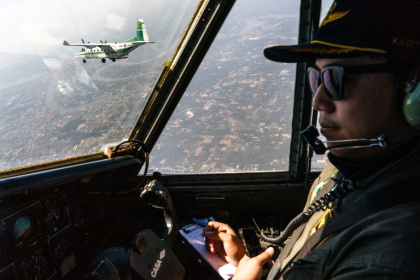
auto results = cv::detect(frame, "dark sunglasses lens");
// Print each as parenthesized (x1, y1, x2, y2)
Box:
(322, 68, 341, 99)
(308, 68, 320, 96)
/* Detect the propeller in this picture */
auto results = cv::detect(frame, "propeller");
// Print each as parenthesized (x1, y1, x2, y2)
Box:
(81, 38, 85, 43)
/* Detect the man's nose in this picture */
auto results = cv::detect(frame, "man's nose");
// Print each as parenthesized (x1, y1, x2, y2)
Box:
(312, 84, 334, 112)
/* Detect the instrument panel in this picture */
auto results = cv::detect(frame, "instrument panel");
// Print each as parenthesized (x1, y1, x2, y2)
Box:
(0, 192, 97, 280)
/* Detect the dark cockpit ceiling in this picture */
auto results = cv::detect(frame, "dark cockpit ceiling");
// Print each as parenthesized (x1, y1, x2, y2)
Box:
(0, 0, 325, 279)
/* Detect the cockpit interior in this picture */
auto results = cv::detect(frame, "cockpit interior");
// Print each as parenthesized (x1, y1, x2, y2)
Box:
(0, 0, 333, 279)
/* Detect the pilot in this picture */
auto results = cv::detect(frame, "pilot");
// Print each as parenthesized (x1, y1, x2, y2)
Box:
(203, 0, 420, 279)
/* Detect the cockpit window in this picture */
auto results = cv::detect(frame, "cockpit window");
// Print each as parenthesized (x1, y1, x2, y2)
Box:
(149, 0, 300, 174)
(0, 0, 199, 171)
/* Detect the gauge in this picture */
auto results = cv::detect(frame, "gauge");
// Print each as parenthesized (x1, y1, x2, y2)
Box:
(13, 216, 43, 248)
(13, 216, 32, 240)
(6, 203, 43, 248)
(44, 204, 63, 232)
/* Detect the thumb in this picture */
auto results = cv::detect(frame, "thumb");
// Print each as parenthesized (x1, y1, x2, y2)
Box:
(254, 247, 275, 264)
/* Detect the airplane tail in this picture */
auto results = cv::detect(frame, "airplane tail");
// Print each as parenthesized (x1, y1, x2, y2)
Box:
(124, 19, 150, 43)
(136, 19, 149, 42)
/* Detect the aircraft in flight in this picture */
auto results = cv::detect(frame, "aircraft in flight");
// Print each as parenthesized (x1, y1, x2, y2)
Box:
(63, 18, 153, 63)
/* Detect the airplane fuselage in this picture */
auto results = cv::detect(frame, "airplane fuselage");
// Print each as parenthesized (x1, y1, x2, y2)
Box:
(64, 18, 152, 63)
(75, 42, 147, 62)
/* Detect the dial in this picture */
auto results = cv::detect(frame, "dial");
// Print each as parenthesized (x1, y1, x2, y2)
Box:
(11, 211, 43, 248)
(13, 216, 32, 240)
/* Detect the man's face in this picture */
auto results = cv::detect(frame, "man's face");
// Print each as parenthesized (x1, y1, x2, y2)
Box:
(312, 56, 410, 159)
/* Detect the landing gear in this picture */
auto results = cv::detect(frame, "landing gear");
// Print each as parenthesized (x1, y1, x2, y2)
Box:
(112, 58, 116, 62)
(83, 59, 86, 63)
(101, 58, 106, 63)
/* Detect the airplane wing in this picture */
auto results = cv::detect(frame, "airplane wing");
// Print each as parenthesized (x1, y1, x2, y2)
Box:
(63, 41, 111, 47)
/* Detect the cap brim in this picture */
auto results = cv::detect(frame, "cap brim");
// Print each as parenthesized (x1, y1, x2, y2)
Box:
(264, 43, 378, 63)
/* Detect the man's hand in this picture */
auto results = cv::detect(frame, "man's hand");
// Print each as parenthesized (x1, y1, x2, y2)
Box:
(202, 221, 246, 266)
(232, 247, 275, 280)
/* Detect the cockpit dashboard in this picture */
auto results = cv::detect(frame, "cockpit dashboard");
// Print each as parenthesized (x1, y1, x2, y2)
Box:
(0, 157, 152, 280)
(0, 192, 96, 279)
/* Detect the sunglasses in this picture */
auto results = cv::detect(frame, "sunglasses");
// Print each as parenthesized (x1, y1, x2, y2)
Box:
(307, 63, 396, 100)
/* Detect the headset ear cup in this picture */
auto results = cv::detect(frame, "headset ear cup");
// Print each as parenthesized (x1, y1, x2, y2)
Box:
(404, 67, 420, 127)
(403, 90, 420, 126)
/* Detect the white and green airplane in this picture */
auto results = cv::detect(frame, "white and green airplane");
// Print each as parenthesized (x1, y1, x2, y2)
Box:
(63, 19, 153, 63)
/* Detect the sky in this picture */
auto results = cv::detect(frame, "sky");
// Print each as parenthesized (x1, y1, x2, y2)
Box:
(0, 0, 182, 56)
(0, 0, 332, 57)
(0, 0, 135, 55)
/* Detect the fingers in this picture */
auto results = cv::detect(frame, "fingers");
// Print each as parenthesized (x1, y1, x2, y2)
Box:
(202, 221, 236, 242)
(231, 248, 275, 280)
(204, 229, 231, 243)
(202, 221, 251, 267)
(202, 222, 215, 236)
(254, 247, 275, 264)
(203, 222, 227, 255)
(202, 221, 235, 236)
(207, 240, 216, 253)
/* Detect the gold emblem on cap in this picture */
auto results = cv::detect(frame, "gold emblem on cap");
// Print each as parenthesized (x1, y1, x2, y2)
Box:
(320, 2, 350, 28)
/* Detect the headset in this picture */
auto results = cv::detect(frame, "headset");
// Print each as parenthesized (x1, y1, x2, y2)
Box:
(301, 63, 420, 155)
(404, 64, 420, 127)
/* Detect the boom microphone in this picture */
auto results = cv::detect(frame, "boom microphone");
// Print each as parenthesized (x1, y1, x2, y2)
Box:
(301, 125, 389, 155)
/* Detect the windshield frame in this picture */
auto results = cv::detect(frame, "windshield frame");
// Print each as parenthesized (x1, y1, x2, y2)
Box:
(128, 0, 322, 186)
(1, 0, 322, 185)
